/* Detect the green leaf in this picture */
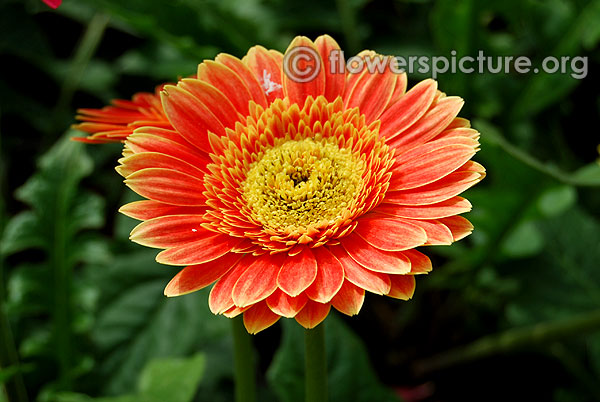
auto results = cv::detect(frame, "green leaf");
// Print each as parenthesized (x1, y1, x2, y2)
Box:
(505, 207, 600, 325)
(0, 211, 45, 255)
(0, 364, 34, 384)
(137, 354, 205, 402)
(0, 133, 107, 388)
(572, 162, 600, 186)
(503, 207, 600, 382)
(500, 220, 544, 258)
(537, 185, 577, 217)
(512, 0, 600, 117)
(1, 133, 102, 257)
(90, 250, 231, 396)
(267, 316, 401, 402)
(51, 354, 204, 402)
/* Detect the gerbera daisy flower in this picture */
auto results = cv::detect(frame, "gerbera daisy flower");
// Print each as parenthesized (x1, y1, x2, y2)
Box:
(73, 85, 171, 143)
(79, 35, 484, 333)
(42, 0, 61, 9)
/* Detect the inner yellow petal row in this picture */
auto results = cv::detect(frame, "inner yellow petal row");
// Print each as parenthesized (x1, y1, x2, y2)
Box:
(242, 137, 365, 231)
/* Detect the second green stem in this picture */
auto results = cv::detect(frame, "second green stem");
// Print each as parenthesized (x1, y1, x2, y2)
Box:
(305, 323, 328, 402)
(232, 316, 256, 402)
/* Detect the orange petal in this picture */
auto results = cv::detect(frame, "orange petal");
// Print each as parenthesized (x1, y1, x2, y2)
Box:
(305, 246, 345, 303)
(266, 290, 308, 318)
(392, 136, 479, 169)
(330, 246, 391, 295)
(277, 247, 318, 297)
(387, 275, 416, 300)
(398, 219, 454, 246)
(117, 152, 205, 179)
(216, 53, 268, 108)
(386, 171, 480, 204)
(161, 85, 225, 153)
(433, 126, 479, 141)
(73, 88, 170, 142)
(387, 71, 408, 106)
(178, 78, 243, 129)
(331, 280, 364, 316)
(343, 50, 372, 91)
(72, 133, 128, 144)
(124, 168, 206, 206)
(130, 215, 210, 248)
(197, 61, 254, 115)
(127, 126, 186, 145)
(354, 216, 427, 251)
(341, 233, 413, 273)
(294, 300, 331, 329)
(75, 122, 131, 133)
(379, 79, 438, 139)
(378, 197, 472, 219)
(387, 169, 483, 203)
(388, 96, 465, 151)
(231, 253, 287, 308)
(164, 252, 243, 297)
(125, 131, 211, 171)
(282, 37, 326, 106)
(119, 200, 207, 221)
(223, 305, 250, 318)
(445, 117, 471, 129)
(314, 35, 346, 102)
(390, 145, 476, 190)
(243, 45, 284, 103)
(438, 216, 474, 241)
(156, 234, 243, 266)
(243, 301, 281, 334)
(344, 56, 397, 124)
(403, 250, 432, 275)
(209, 255, 252, 314)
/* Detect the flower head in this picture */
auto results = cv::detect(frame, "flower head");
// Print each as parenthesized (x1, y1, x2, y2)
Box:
(81, 35, 484, 333)
(42, 0, 61, 9)
(73, 85, 171, 143)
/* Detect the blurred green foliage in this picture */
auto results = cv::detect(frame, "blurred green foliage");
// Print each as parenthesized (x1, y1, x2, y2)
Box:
(0, 0, 599, 401)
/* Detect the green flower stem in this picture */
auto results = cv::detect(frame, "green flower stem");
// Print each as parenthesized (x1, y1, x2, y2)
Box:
(52, 13, 109, 134)
(231, 316, 256, 402)
(305, 323, 328, 402)
(482, 125, 600, 187)
(413, 308, 600, 376)
(52, 169, 72, 388)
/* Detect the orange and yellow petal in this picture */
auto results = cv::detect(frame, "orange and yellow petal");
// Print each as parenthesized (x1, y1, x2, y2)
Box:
(294, 300, 331, 329)
(304, 247, 345, 303)
(73, 87, 171, 143)
(331, 280, 365, 316)
(164, 253, 243, 297)
(282, 37, 326, 106)
(277, 248, 318, 297)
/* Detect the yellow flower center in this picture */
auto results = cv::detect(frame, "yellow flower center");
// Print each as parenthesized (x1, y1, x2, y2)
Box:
(242, 137, 365, 231)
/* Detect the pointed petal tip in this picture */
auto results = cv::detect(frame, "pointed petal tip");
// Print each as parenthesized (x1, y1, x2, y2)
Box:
(243, 303, 281, 334)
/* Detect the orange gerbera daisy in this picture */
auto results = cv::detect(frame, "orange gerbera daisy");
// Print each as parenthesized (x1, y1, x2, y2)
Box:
(73, 85, 171, 143)
(77, 35, 484, 333)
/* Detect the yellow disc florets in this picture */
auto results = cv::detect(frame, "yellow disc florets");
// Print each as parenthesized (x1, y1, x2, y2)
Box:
(203, 95, 395, 253)
(242, 137, 365, 231)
